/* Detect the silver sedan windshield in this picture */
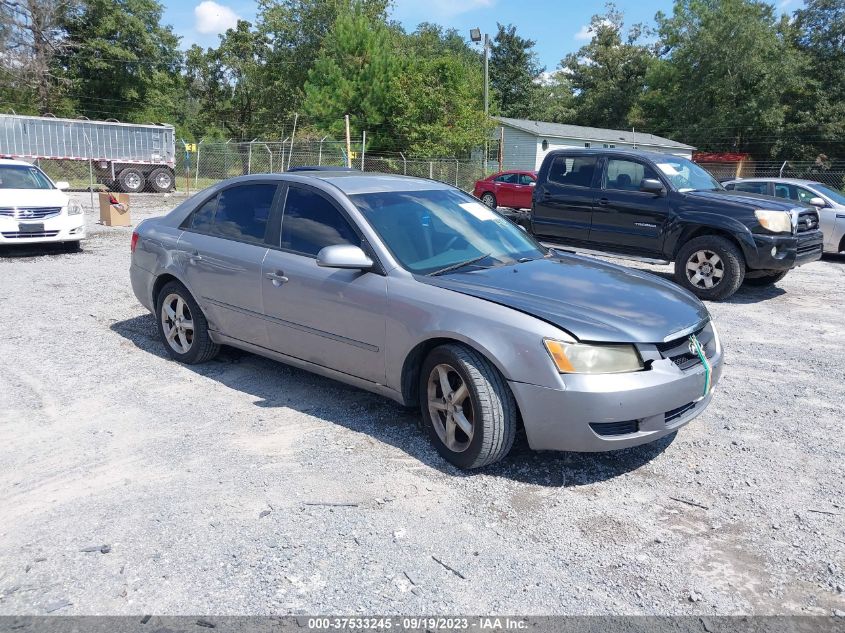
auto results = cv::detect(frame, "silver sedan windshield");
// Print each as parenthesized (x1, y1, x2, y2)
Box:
(351, 189, 545, 275)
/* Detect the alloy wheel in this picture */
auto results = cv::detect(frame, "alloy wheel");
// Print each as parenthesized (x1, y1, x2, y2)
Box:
(686, 249, 725, 289)
(427, 363, 475, 453)
(126, 172, 142, 191)
(161, 293, 194, 354)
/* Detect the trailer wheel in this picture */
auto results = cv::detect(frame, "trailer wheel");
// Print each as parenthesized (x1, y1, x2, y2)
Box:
(118, 167, 145, 193)
(149, 167, 174, 193)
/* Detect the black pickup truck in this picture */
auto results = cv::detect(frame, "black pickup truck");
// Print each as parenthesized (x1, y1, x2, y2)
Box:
(524, 149, 824, 300)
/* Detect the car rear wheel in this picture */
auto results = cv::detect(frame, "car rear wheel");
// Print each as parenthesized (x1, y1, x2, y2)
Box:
(675, 236, 745, 301)
(744, 270, 788, 286)
(419, 344, 516, 469)
(117, 167, 145, 193)
(156, 280, 219, 364)
(148, 167, 174, 193)
(481, 192, 497, 209)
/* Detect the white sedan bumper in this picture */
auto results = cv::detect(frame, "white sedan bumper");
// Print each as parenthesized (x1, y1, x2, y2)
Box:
(0, 212, 86, 245)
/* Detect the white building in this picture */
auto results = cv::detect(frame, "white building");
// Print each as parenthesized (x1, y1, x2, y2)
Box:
(494, 117, 695, 171)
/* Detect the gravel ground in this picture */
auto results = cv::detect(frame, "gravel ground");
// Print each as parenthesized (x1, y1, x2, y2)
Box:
(0, 193, 843, 616)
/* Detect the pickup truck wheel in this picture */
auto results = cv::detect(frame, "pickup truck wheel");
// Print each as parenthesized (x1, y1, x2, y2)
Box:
(419, 344, 516, 469)
(117, 167, 145, 193)
(156, 280, 220, 364)
(148, 167, 174, 193)
(675, 236, 745, 301)
(481, 192, 497, 209)
(744, 270, 788, 286)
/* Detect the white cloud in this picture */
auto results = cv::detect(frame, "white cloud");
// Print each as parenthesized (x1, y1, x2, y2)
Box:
(194, 1, 240, 35)
(574, 19, 613, 41)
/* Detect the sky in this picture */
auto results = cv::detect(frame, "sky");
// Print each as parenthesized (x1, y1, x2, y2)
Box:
(168, 0, 803, 71)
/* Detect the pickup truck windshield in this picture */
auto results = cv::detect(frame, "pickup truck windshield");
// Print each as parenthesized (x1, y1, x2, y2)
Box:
(654, 158, 722, 193)
(351, 189, 544, 275)
(0, 165, 54, 190)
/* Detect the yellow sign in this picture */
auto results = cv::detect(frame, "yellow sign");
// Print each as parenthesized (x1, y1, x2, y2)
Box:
(184, 143, 197, 153)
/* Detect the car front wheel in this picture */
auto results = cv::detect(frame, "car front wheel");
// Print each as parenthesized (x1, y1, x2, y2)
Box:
(675, 235, 745, 301)
(419, 344, 516, 469)
(156, 280, 219, 364)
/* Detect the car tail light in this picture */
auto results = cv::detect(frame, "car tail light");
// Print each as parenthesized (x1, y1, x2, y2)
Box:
(130, 231, 139, 253)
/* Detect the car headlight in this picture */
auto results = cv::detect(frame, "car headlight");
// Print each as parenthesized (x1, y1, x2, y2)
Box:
(710, 321, 722, 356)
(754, 209, 792, 234)
(67, 200, 84, 216)
(544, 336, 644, 374)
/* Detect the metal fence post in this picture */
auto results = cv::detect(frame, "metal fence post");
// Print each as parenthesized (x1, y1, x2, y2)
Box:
(288, 113, 298, 171)
(194, 139, 203, 188)
(318, 135, 328, 166)
(455, 159, 459, 187)
(82, 131, 94, 210)
(248, 140, 254, 175)
(400, 152, 407, 175)
(429, 161, 433, 179)
(361, 131, 366, 171)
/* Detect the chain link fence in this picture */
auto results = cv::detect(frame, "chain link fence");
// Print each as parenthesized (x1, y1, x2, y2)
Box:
(172, 140, 490, 195)
(696, 159, 845, 189)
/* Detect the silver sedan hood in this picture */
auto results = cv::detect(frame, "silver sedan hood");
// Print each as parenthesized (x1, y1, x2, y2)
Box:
(418, 253, 710, 344)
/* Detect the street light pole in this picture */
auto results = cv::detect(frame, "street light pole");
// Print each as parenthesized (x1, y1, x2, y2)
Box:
(471, 28, 491, 172)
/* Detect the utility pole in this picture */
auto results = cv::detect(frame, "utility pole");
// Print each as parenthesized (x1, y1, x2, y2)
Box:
(471, 28, 491, 172)
(345, 115, 352, 169)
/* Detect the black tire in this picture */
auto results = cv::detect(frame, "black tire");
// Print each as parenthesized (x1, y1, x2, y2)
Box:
(148, 167, 174, 193)
(61, 241, 81, 253)
(155, 280, 219, 364)
(419, 344, 516, 469)
(674, 235, 745, 301)
(117, 167, 145, 193)
(480, 192, 497, 209)
(744, 270, 788, 286)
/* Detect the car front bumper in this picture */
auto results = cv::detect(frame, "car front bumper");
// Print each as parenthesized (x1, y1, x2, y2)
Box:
(509, 352, 723, 452)
(746, 230, 823, 270)
(0, 214, 86, 244)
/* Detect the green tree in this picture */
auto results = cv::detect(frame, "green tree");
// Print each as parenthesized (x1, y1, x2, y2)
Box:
(184, 20, 269, 141)
(787, 0, 845, 158)
(391, 25, 490, 156)
(530, 71, 577, 124)
(562, 4, 655, 130)
(302, 11, 399, 150)
(489, 23, 544, 118)
(59, 0, 182, 123)
(258, 0, 389, 118)
(642, 0, 800, 155)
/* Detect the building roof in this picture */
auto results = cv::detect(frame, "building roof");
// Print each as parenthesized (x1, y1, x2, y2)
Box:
(495, 117, 695, 151)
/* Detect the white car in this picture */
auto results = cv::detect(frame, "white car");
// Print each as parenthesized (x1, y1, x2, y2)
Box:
(0, 159, 85, 249)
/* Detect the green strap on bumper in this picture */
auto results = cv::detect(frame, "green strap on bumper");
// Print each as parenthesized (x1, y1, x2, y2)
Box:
(690, 334, 712, 397)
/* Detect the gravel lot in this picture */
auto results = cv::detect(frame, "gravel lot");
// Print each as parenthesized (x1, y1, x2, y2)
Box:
(0, 193, 843, 616)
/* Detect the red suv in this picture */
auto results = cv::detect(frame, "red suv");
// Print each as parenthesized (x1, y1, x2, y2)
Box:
(473, 170, 537, 210)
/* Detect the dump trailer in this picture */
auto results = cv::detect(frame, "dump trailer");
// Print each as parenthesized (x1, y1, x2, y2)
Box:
(0, 114, 176, 193)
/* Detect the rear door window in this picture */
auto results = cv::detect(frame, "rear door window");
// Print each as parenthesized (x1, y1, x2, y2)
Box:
(495, 173, 517, 184)
(279, 186, 360, 257)
(211, 184, 277, 243)
(547, 156, 598, 188)
(731, 181, 769, 195)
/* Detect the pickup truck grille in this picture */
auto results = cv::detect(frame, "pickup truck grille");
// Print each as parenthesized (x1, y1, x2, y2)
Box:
(0, 206, 62, 220)
(795, 209, 819, 233)
(655, 324, 716, 371)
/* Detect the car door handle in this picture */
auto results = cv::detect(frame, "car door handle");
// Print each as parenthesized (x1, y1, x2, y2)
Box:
(597, 198, 609, 206)
(265, 271, 289, 286)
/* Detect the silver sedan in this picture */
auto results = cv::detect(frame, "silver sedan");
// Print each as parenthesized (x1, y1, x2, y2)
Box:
(724, 177, 845, 254)
(130, 171, 722, 469)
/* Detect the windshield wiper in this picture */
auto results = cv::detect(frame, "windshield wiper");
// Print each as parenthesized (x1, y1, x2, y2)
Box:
(429, 253, 492, 276)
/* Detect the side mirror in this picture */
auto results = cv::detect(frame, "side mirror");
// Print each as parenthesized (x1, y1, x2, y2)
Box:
(316, 244, 373, 270)
(55, 181, 70, 190)
(640, 178, 666, 195)
(809, 197, 827, 208)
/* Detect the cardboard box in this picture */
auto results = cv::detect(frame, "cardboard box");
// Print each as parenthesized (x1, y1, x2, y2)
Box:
(98, 192, 131, 226)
